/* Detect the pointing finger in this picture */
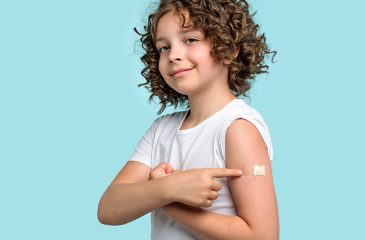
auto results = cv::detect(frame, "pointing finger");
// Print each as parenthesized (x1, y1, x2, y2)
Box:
(208, 168, 242, 178)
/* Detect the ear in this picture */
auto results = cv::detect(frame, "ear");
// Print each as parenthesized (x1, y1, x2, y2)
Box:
(223, 46, 240, 65)
(232, 45, 240, 58)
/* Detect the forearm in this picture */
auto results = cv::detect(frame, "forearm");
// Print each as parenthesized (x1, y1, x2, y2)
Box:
(98, 178, 171, 225)
(162, 203, 255, 240)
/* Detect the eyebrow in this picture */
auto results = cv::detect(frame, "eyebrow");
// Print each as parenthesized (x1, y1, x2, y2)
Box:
(155, 29, 200, 44)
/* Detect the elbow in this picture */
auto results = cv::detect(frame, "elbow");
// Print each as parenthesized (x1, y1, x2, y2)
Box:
(251, 232, 279, 240)
(97, 198, 128, 226)
(235, 217, 278, 240)
(97, 210, 105, 225)
(97, 198, 115, 225)
(250, 226, 279, 240)
(97, 199, 109, 225)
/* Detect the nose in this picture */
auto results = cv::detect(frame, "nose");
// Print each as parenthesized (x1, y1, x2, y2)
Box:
(168, 44, 183, 63)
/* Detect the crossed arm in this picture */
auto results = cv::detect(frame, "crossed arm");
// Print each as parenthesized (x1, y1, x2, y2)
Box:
(158, 120, 279, 240)
(98, 119, 279, 239)
(162, 202, 255, 240)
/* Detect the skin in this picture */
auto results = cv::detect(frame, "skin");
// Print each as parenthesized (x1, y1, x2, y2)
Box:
(97, 162, 242, 225)
(98, 9, 279, 240)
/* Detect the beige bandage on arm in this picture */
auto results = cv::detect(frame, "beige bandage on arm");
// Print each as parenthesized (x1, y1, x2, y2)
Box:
(239, 163, 269, 180)
(253, 164, 266, 176)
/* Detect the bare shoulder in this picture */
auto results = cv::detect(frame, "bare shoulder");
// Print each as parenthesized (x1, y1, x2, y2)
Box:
(226, 118, 267, 151)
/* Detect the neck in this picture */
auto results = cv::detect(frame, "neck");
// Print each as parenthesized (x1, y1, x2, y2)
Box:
(185, 78, 236, 125)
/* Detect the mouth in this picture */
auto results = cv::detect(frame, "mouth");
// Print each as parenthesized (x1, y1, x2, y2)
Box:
(171, 67, 194, 77)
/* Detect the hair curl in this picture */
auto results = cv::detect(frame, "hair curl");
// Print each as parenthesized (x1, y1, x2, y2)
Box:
(134, 0, 276, 114)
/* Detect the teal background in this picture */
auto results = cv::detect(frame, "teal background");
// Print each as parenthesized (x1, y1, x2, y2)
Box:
(0, 0, 364, 239)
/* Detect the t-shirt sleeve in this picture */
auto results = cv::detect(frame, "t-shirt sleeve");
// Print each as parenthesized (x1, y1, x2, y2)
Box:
(217, 110, 274, 163)
(128, 117, 161, 168)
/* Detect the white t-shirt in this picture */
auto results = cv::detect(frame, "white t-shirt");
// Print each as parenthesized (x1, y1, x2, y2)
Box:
(129, 98, 273, 240)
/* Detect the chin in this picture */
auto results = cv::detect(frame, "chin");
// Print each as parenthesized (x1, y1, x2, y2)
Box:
(166, 79, 203, 96)
(174, 87, 201, 97)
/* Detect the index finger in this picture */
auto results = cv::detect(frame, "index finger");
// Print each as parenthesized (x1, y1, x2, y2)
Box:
(207, 168, 242, 178)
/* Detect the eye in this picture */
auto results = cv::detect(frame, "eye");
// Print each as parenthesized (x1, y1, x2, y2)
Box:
(185, 38, 198, 44)
(158, 45, 169, 53)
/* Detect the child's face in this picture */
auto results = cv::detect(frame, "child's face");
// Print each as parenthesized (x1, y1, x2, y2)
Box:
(155, 10, 228, 96)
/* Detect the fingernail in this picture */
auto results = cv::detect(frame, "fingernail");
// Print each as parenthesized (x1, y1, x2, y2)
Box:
(238, 170, 242, 175)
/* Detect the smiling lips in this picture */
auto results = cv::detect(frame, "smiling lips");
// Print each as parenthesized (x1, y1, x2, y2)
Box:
(171, 67, 194, 77)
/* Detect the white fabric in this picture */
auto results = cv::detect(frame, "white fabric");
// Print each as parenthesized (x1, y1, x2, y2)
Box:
(129, 98, 273, 240)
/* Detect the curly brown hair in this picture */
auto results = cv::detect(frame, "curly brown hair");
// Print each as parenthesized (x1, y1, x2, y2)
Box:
(134, 0, 276, 114)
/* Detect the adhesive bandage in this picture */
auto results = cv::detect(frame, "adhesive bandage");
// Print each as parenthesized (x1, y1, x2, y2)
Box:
(253, 164, 266, 176)
(239, 163, 268, 180)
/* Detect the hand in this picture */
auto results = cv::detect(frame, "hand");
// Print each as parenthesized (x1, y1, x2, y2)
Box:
(149, 162, 181, 180)
(164, 167, 242, 208)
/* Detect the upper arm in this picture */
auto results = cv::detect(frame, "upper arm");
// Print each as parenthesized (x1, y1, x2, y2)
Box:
(107, 161, 151, 189)
(225, 119, 279, 239)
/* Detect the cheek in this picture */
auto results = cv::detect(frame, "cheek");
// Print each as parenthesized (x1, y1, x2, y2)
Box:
(189, 47, 214, 66)
(158, 59, 172, 84)
(158, 60, 167, 76)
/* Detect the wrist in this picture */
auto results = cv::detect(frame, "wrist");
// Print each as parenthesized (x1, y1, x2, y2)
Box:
(155, 175, 175, 204)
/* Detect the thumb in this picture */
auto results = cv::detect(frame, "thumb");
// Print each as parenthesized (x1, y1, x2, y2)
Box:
(166, 163, 175, 174)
